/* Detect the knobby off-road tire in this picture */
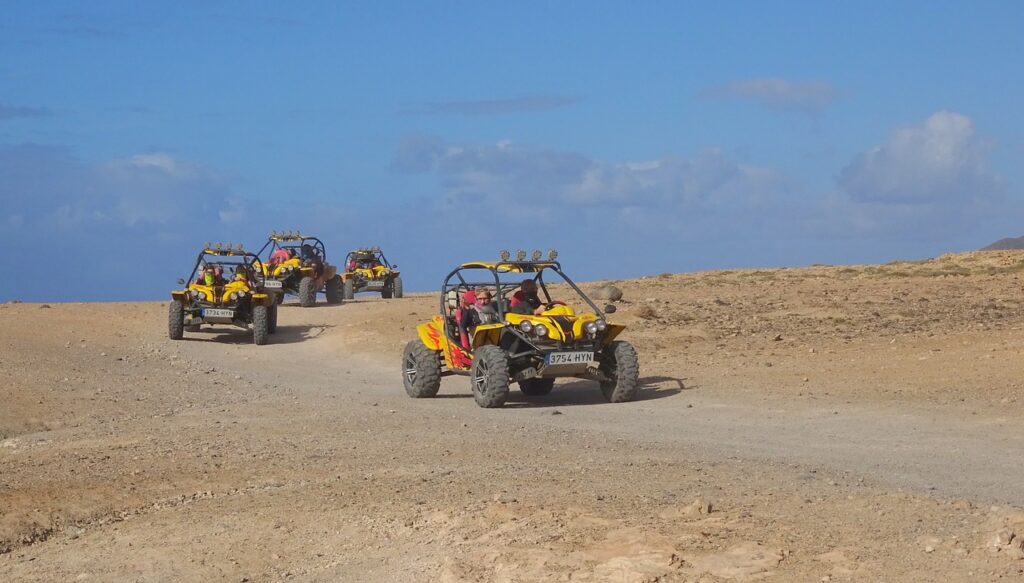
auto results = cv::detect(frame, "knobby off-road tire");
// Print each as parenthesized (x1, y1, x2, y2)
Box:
(403, 341, 441, 398)
(168, 301, 185, 340)
(519, 377, 555, 396)
(268, 303, 278, 334)
(343, 278, 355, 300)
(471, 345, 510, 408)
(325, 275, 343, 304)
(252, 304, 270, 345)
(275, 292, 284, 305)
(598, 341, 640, 403)
(392, 276, 403, 299)
(298, 276, 316, 307)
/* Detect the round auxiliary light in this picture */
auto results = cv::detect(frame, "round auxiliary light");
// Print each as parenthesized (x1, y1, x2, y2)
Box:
(516, 249, 527, 261)
(548, 249, 558, 261)
(595, 319, 607, 331)
(500, 249, 511, 262)
(585, 321, 598, 336)
(205, 241, 212, 250)
(215, 242, 222, 250)
(229, 292, 238, 301)
(519, 320, 534, 334)
(531, 249, 542, 261)
(534, 323, 548, 338)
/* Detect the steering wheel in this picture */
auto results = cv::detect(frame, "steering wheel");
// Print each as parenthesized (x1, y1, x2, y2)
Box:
(544, 300, 568, 310)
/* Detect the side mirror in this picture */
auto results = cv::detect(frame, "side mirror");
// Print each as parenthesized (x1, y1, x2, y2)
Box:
(177, 278, 185, 285)
(392, 264, 398, 269)
(604, 304, 617, 314)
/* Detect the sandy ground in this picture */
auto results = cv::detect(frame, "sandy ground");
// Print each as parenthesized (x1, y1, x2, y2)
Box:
(3, 251, 1024, 581)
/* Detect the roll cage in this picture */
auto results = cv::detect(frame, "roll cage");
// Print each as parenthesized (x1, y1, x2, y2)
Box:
(184, 247, 266, 287)
(439, 260, 606, 349)
(256, 232, 327, 263)
(344, 247, 393, 270)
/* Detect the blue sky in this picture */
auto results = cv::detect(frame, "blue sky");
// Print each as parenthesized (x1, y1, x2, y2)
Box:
(1, 1, 1022, 301)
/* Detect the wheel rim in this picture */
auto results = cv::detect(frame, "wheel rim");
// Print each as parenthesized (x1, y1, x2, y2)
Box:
(404, 353, 417, 384)
(473, 360, 489, 393)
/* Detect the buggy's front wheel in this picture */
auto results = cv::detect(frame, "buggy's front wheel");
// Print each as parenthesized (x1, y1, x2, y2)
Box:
(471, 345, 510, 408)
(598, 341, 639, 402)
(252, 304, 270, 345)
(403, 340, 441, 398)
(298, 276, 316, 307)
(168, 301, 184, 340)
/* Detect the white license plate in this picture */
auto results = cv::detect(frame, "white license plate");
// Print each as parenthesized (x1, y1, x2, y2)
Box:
(545, 351, 594, 365)
(262, 280, 283, 289)
(203, 308, 235, 319)
(365, 280, 385, 288)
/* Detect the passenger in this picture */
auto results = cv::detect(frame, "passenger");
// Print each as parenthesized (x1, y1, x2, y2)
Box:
(233, 265, 249, 283)
(509, 279, 543, 315)
(269, 248, 290, 265)
(458, 289, 500, 348)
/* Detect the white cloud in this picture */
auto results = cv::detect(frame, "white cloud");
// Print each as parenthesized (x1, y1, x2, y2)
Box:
(702, 78, 840, 113)
(837, 111, 1001, 205)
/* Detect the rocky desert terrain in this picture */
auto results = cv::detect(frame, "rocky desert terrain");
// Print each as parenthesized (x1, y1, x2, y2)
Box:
(4, 251, 1024, 582)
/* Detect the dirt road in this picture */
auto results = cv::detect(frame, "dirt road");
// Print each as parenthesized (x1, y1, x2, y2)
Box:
(4, 253, 1024, 581)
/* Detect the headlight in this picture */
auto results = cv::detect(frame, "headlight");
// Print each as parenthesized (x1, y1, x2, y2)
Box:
(229, 292, 238, 301)
(584, 322, 598, 336)
(519, 321, 534, 334)
(534, 323, 548, 338)
(595, 319, 607, 331)
(191, 289, 200, 298)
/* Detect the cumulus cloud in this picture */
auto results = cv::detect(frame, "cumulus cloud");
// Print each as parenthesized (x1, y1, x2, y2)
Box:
(837, 111, 1001, 205)
(403, 95, 580, 116)
(701, 78, 840, 113)
(392, 135, 788, 215)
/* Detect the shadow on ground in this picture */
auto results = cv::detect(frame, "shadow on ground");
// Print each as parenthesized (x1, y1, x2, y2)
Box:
(434, 375, 686, 408)
(182, 324, 333, 345)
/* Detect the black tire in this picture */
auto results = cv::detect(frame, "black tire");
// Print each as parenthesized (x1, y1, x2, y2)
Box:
(325, 275, 343, 304)
(343, 278, 355, 300)
(392, 276, 403, 299)
(381, 280, 393, 299)
(268, 303, 278, 334)
(599, 341, 640, 402)
(519, 377, 555, 396)
(470, 345, 510, 408)
(402, 341, 442, 398)
(275, 292, 284, 305)
(252, 304, 269, 345)
(298, 276, 316, 307)
(168, 301, 184, 340)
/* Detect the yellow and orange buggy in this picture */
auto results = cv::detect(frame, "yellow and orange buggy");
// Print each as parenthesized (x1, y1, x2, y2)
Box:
(168, 243, 282, 345)
(401, 250, 639, 408)
(256, 231, 342, 307)
(341, 247, 402, 299)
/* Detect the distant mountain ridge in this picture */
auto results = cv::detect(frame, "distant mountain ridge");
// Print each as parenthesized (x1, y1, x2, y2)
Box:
(982, 236, 1024, 251)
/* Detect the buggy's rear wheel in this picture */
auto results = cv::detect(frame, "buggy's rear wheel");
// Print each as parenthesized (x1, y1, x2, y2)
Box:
(403, 340, 441, 398)
(519, 377, 554, 396)
(168, 301, 184, 340)
(599, 341, 639, 402)
(252, 304, 269, 345)
(471, 345, 510, 408)
(298, 276, 316, 307)
(325, 275, 343, 304)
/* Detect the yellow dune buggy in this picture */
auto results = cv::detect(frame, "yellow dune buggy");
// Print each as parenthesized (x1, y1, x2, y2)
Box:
(341, 247, 402, 299)
(401, 250, 639, 408)
(256, 231, 342, 307)
(168, 243, 282, 345)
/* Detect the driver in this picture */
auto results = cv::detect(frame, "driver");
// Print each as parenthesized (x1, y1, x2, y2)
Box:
(509, 279, 543, 315)
(198, 265, 226, 286)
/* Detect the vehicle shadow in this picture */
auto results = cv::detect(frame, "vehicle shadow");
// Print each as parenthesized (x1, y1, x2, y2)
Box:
(435, 375, 686, 408)
(182, 324, 333, 345)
